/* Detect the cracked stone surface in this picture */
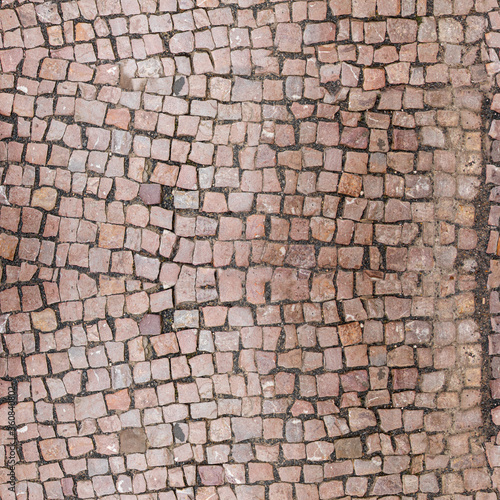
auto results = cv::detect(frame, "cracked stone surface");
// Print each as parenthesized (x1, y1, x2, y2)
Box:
(1, 0, 500, 498)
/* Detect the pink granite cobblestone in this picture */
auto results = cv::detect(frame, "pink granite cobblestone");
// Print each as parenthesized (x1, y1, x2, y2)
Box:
(0, 0, 499, 498)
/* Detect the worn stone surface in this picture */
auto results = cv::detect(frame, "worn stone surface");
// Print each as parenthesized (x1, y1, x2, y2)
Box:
(0, 0, 497, 498)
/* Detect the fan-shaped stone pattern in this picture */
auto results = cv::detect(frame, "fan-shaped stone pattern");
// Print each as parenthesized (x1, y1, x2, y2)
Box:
(0, 0, 496, 498)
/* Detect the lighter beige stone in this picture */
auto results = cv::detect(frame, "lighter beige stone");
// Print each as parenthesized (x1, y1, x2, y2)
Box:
(32, 187, 57, 211)
(31, 308, 57, 332)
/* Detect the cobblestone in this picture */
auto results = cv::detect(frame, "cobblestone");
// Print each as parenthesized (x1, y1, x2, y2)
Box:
(0, 0, 499, 498)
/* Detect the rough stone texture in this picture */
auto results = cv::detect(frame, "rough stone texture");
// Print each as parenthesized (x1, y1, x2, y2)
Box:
(0, 0, 497, 498)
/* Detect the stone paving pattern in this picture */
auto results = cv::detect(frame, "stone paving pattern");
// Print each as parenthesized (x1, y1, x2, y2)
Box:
(1, 0, 500, 498)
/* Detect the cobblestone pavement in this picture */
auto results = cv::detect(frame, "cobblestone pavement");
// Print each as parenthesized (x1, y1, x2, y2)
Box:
(3, 0, 500, 498)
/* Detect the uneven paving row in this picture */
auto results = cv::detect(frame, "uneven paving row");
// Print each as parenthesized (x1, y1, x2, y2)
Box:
(2, 0, 500, 498)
